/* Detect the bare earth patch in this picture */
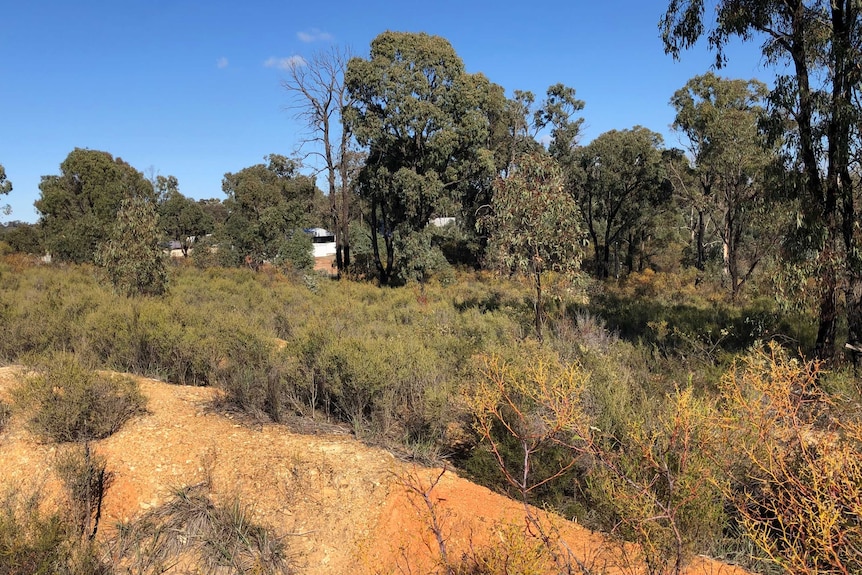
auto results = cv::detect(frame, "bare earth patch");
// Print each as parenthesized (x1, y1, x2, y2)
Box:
(0, 366, 747, 574)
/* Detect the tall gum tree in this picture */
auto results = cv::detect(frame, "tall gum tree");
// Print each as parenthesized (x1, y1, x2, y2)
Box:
(574, 127, 669, 278)
(344, 31, 498, 284)
(661, 0, 862, 360)
(671, 72, 779, 299)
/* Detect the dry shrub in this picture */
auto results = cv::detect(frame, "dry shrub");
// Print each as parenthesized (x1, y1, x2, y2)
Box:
(466, 347, 592, 573)
(54, 445, 113, 541)
(110, 483, 295, 575)
(18, 352, 146, 442)
(0, 479, 111, 575)
(715, 343, 862, 574)
(392, 467, 606, 575)
(0, 399, 10, 433)
(0, 488, 70, 575)
(586, 386, 725, 575)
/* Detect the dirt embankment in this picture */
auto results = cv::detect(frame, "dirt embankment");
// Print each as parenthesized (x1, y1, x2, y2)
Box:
(0, 366, 746, 574)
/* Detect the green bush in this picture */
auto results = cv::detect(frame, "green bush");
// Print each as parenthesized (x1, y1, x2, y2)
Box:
(0, 490, 71, 575)
(18, 352, 146, 442)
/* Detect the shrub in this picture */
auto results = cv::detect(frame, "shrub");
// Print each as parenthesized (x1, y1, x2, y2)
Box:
(54, 445, 113, 540)
(586, 387, 725, 575)
(0, 489, 70, 575)
(0, 486, 111, 575)
(110, 483, 294, 575)
(0, 399, 10, 433)
(18, 352, 146, 442)
(714, 343, 862, 575)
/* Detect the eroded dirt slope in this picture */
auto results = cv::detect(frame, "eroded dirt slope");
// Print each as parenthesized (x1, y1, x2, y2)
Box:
(0, 366, 746, 574)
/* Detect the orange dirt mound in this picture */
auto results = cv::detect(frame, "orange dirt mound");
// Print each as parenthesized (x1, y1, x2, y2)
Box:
(0, 366, 747, 574)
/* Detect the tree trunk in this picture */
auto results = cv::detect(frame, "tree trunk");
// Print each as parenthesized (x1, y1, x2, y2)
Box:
(786, 8, 834, 361)
(533, 263, 543, 342)
(695, 209, 706, 270)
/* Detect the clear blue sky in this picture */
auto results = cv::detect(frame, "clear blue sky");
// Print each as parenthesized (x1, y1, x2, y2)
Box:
(0, 0, 771, 223)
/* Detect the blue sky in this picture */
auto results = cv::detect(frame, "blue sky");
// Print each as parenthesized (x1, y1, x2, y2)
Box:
(0, 1, 772, 223)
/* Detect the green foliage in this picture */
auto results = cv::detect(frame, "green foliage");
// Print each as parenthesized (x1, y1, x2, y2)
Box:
(345, 31, 499, 282)
(484, 153, 585, 278)
(18, 352, 146, 442)
(0, 164, 11, 197)
(574, 126, 669, 278)
(0, 164, 11, 217)
(158, 187, 214, 257)
(273, 230, 313, 271)
(221, 154, 316, 268)
(1, 222, 44, 255)
(0, 490, 72, 575)
(0, 482, 110, 575)
(35, 148, 154, 263)
(96, 195, 168, 297)
(483, 152, 586, 338)
(396, 227, 453, 285)
(670, 72, 781, 297)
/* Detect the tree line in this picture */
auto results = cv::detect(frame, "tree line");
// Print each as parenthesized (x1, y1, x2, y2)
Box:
(1, 2, 860, 361)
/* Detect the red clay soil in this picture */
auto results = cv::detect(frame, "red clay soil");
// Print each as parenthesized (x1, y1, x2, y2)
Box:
(0, 366, 748, 574)
(313, 255, 337, 277)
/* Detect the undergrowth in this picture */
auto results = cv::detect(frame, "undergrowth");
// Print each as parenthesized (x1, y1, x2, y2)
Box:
(1, 256, 852, 574)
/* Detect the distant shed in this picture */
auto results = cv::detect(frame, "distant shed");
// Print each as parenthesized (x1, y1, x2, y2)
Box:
(304, 227, 337, 258)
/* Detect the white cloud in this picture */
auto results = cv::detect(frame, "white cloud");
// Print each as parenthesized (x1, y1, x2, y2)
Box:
(216, 57, 229, 69)
(297, 28, 333, 43)
(264, 55, 307, 70)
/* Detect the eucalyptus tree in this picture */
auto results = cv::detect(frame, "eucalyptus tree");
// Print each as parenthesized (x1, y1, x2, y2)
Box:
(36, 149, 154, 263)
(536, 83, 586, 165)
(661, 0, 862, 358)
(482, 151, 586, 340)
(344, 31, 498, 284)
(575, 127, 669, 278)
(97, 195, 167, 297)
(158, 188, 214, 257)
(671, 73, 779, 298)
(221, 154, 316, 269)
(0, 164, 11, 216)
(0, 165, 9, 195)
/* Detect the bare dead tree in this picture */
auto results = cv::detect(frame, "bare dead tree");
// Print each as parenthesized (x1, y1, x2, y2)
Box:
(282, 46, 356, 277)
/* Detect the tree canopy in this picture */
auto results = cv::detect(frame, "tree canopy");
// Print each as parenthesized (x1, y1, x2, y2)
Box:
(158, 187, 214, 257)
(670, 72, 779, 298)
(574, 127, 669, 278)
(35, 149, 154, 263)
(0, 165, 11, 217)
(483, 151, 586, 339)
(345, 31, 499, 283)
(661, 0, 862, 359)
(220, 154, 317, 269)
